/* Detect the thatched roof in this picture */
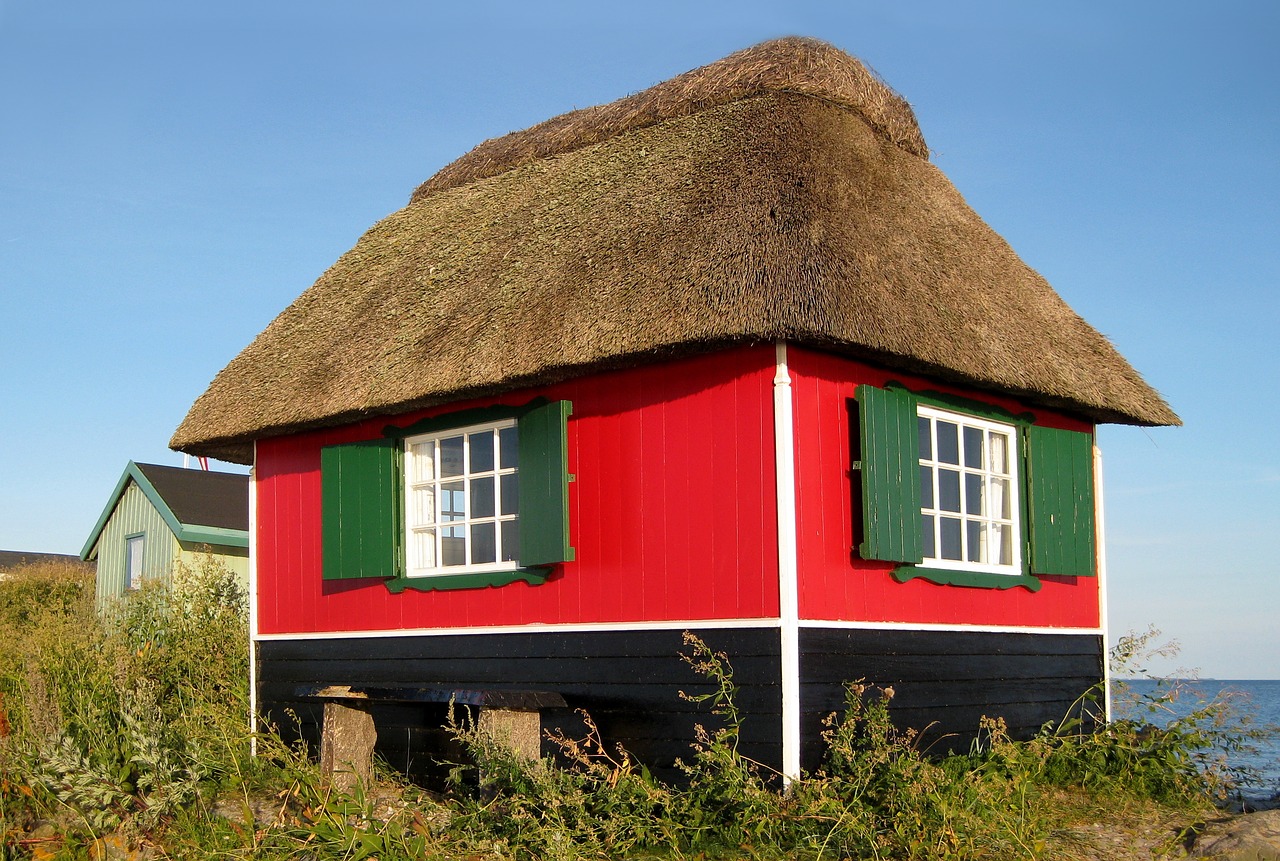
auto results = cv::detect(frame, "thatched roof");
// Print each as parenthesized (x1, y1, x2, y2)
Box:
(172, 37, 1178, 464)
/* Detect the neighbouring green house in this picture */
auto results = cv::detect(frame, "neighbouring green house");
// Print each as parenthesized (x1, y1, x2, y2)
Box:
(81, 462, 249, 601)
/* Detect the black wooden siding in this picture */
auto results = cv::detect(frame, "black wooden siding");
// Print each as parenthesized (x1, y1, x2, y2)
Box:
(258, 626, 1101, 784)
(257, 627, 783, 785)
(798, 628, 1103, 768)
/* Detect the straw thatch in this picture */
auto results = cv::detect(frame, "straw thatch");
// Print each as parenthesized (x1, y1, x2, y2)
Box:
(172, 37, 1178, 464)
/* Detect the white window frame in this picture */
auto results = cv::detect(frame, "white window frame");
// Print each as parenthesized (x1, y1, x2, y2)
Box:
(125, 533, 145, 590)
(916, 404, 1022, 576)
(402, 418, 519, 579)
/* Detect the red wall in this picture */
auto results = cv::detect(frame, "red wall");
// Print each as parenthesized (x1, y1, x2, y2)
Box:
(255, 346, 780, 635)
(788, 347, 1101, 629)
(254, 342, 1102, 636)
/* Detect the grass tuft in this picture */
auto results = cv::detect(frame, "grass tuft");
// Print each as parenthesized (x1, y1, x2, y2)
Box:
(1, 568, 1269, 860)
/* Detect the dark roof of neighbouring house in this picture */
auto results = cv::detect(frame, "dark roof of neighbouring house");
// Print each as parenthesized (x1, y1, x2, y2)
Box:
(0, 550, 85, 571)
(134, 463, 248, 532)
(171, 37, 1179, 464)
(80, 462, 249, 560)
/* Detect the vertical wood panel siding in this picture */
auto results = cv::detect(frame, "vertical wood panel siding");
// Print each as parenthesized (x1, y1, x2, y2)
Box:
(94, 482, 179, 600)
(798, 628, 1103, 768)
(255, 346, 779, 635)
(788, 347, 1101, 629)
(257, 627, 784, 784)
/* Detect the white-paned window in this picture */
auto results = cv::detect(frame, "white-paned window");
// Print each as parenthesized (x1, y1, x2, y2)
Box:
(126, 534, 145, 590)
(403, 420, 519, 577)
(916, 405, 1021, 575)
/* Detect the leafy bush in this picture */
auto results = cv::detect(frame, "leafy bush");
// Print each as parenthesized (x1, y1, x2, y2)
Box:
(4, 572, 1269, 861)
(0, 554, 251, 846)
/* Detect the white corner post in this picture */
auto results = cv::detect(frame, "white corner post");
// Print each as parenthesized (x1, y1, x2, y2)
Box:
(248, 445, 260, 756)
(773, 342, 801, 784)
(1094, 444, 1112, 722)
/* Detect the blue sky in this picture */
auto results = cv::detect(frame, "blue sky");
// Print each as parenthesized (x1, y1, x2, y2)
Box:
(2, 2, 1276, 677)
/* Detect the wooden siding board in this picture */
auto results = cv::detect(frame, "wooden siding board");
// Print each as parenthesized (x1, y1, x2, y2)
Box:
(797, 627, 1102, 767)
(788, 347, 1101, 630)
(255, 346, 779, 635)
(258, 627, 783, 781)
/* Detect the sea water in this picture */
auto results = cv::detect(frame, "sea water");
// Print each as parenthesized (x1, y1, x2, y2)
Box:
(1114, 678, 1280, 804)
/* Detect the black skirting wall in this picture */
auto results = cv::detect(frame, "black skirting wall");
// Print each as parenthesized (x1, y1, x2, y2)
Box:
(798, 628, 1104, 769)
(256, 626, 1101, 783)
(256, 627, 783, 785)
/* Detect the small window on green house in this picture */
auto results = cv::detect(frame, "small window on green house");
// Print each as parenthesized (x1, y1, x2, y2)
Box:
(856, 384, 1096, 590)
(126, 534, 145, 590)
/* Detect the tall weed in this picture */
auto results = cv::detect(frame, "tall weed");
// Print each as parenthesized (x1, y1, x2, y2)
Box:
(0, 555, 251, 844)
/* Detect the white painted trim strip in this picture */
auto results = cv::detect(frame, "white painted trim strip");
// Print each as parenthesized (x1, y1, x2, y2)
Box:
(1095, 444, 1112, 721)
(798, 619, 1104, 636)
(254, 616, 1104, 642)
(254, 616, 783, 642)
(773, 340, 801, 783)
(248, 446, 259, 756)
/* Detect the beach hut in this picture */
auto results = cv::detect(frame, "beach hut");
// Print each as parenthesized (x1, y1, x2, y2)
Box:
(171, 37, 1177, 781)
(81, 462, 249, 601)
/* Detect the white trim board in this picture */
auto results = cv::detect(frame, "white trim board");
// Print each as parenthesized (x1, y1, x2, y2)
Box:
(773, 340, 801, 783)
(798, 619, 1103, 636)
(254, 617, 1102, 642)
(254, 617, 784, 642)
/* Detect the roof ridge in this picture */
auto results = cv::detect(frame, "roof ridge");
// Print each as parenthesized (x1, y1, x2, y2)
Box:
(410, 36, 926, 202)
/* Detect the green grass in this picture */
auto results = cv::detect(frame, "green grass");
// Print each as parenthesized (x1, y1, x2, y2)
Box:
(0, 563, 1268, 860)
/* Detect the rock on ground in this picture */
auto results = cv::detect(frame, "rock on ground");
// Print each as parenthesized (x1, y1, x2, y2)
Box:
(1189, 809, 1280, 860)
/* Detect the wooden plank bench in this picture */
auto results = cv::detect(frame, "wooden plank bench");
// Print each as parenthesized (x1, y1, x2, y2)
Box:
(294, 684, 567, 792)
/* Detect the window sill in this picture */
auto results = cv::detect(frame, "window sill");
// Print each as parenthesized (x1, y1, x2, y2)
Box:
(891, 565, 1042, 592)
(384, 568, 549, 594)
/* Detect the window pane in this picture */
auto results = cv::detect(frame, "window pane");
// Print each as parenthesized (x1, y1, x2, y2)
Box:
(918, 416, 932, 460)
(440, 435, 465, 477)
(921, 514, 936, 559)
(500, 473, 518, 516)
(963, 426, 983, 468)
(501, 520, 519, 562)
(471, 522, 496, 564)
(412, 528, 436, 569)
(993, 523, 1013, 565)
(991, 477, 1011, 519)
(938, 469, 961, 512)
(472, 476, 495, 518)
(441, 525, 466, 566)
(469, 431, 495, 473)
(920, 465, 934, 508)
(499, 426, 518, 469)
(127, 536, 144, 589)
(441, 481, 465, 521)
(412, 487, 435, 526)
(966, 519, 983, 563)
(964, 473, 983, 515)
(409, 441, 435, 481)
(940, 517, 962, 560)
(990, 433, 1009, 475)
(936, 421, 959, 464)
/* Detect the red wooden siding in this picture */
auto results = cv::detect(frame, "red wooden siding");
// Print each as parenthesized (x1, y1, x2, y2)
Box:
(255, 346, 780, 635)
(788, 347, 1101, 629)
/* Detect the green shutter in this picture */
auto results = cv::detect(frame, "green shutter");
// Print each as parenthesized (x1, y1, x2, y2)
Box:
(517, 400, 574, 567)
(856, 385, 924, 563)
(1026, 425, 1096, 577)
(321, 438, 401, 580)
